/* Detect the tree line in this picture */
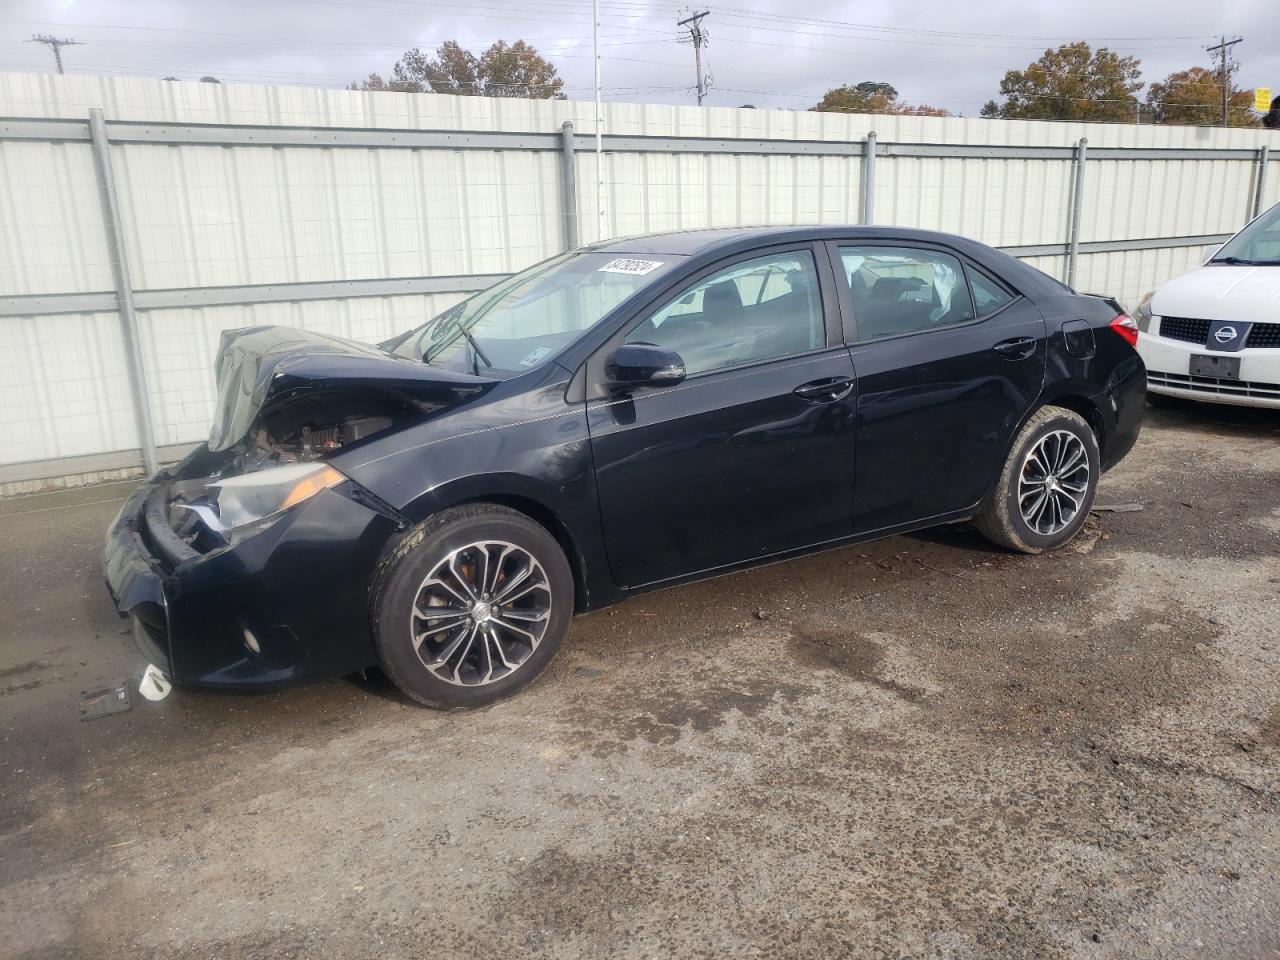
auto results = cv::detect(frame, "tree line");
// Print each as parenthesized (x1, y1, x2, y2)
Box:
(816, 43, 1268, 127)
(351, 39, 1274, 127)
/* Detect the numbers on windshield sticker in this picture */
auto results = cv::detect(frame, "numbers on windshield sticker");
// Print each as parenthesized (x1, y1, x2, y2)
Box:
(518, 346, 553, 367)
(599, 258, 665, 276)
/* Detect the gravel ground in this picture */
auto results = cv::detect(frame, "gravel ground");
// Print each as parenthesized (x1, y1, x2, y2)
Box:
(1, 403, 1277, 959)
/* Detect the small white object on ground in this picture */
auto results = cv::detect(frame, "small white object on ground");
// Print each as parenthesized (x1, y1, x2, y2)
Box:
(138, 663, 172, 702)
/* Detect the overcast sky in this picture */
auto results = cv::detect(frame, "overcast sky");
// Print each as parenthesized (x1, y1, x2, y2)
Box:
(2, 0, 1277, 116)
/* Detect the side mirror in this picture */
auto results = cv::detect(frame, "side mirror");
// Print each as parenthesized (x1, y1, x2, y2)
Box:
(606, 343, 686, 390)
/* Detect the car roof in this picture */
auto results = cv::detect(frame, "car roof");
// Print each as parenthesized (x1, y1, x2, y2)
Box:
(583, 225, 1072, 301)
(585, 225, 992, 257)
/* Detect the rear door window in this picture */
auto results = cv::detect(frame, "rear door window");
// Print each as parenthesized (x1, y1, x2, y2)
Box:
(838, 245, 975, 341)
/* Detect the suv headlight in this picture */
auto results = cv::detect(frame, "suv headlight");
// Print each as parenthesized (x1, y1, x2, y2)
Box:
(1134, 292, 1155, 332)
(214, 463, 346, 529)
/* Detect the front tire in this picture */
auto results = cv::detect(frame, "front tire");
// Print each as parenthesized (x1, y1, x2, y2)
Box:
(975, 406, 1100, 554)
(370, 504, 573, 709)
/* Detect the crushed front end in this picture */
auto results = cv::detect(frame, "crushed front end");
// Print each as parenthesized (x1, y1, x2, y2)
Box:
(101, 323, 492, 690)
(104, 443, 407, 689)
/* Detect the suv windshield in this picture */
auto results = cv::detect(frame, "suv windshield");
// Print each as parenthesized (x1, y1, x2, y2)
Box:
(392, 252, 682, 374)
(1211, 203, 1280, 265)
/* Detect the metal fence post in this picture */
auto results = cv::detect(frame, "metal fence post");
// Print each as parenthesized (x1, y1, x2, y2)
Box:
(559, 121, 579, 251)
(1067, 137, 1088, 290)
(88, 108, 158, 476)
(859, 131, 877, 225)
(1253, 145, 1270, 219)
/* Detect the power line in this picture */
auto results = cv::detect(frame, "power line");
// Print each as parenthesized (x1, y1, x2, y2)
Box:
(26, 34, 81, 74)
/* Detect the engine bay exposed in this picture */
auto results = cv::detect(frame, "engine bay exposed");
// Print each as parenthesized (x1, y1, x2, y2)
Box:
(156, 392, 410, 557)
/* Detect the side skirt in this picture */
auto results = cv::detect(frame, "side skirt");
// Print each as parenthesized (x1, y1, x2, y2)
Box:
(593, 505, 979, 610)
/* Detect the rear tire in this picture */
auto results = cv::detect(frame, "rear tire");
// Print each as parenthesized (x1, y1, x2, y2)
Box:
(370, 504, 573, 709)
(975, 406, 1100, 554)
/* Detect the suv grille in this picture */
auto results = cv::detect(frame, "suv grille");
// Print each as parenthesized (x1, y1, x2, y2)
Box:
(1156, 316, 1210, 344)
(1157, 316, 1280, 348)
(1246, 323, 1280, 348)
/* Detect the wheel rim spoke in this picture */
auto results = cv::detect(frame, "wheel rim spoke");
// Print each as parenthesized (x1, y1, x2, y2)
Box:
(447, 556, 480, 603)
(413, 615, 471, 650)
(421, 576, 470, 609)
(458, 625, 484, 681)
(410, 539, 552, 687)
(498, 606, 550, 623)
(493, 563, 535, 604)
(494, 619, 538, 644)
(428, 622, 473, 666)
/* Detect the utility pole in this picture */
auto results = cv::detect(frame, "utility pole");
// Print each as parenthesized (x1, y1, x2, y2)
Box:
(27, 34, 81, 74)
(1206, 36, 1243, 127)
(677, 11, 711, 106)
(593, 0, 604, 240)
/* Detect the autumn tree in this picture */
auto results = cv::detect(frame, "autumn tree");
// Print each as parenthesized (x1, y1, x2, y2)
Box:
(1145, 66, 1258, 127)
(812, 81, 950, 116)
(477, 40, 564, 98)
(981, 43, 1141, 122)
(358, 40, 565, 98)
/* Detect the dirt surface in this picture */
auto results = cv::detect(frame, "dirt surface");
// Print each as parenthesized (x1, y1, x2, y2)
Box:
(1, 404, 1278, 959)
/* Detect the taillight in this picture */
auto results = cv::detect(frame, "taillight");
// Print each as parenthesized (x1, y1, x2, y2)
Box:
(1109, 313, 1139, 348)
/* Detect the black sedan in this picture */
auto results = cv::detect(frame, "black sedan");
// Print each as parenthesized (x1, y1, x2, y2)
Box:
(104, 226, 1145, 708)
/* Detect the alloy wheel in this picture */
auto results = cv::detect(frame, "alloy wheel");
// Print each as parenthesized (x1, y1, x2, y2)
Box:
(409, 541, 552, 686)
(1017, 429, 1090, 536)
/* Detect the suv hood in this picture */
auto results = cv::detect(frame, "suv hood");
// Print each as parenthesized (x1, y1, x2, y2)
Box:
(1151, 265, 1280, 324)
(208, 325, 492, 452)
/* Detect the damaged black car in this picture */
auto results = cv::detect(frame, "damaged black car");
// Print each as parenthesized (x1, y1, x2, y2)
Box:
(105, 226, 1145, 708)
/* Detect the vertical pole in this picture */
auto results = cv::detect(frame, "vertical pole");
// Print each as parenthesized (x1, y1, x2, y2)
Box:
(694, 37, 704, 107)
(559, 121, 579, 251)
(1067, 137, 1088, 290)
(593, 0, 604, 241)
(859, 131, 877, 225)
(1253, 145, 1270, 219)
(1220, 37, 1229, 128)
(89, 108, 158, 476)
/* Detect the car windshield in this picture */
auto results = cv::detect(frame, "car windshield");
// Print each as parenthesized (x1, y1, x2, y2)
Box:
(391, 252, 683, 374)
(1211, 203, 1280, 265)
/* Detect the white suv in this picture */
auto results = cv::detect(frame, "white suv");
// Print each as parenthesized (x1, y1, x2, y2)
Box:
(1137, 202, 1280, 409)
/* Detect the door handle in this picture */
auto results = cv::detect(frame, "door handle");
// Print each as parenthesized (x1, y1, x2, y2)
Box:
(993, 337, 1037, 360)
(793, 376, 854, 403)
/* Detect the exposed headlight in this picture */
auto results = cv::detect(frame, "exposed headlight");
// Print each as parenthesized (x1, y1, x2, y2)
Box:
(214, 463, 346, 529)
(1133, 291, 1155, 332)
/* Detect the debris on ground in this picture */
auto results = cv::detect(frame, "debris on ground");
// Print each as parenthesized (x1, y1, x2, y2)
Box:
(1091, 502, 1145, 513)
(79, 681, 131, 721)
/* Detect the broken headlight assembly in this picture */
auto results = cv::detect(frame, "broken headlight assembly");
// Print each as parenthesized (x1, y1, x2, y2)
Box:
(216, 462, 346, 528)
(177, 462, 347, 543)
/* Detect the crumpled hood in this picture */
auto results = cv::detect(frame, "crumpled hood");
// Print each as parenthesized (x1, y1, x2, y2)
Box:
(1152, 265, 1280, 324)
(208, 325, 492, 452)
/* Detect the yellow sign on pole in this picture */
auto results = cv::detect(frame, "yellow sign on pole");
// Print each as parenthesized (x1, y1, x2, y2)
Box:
(1256, 87, 1273, 112)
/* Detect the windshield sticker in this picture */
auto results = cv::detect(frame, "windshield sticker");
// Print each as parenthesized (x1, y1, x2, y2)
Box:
(518, 346, 553, 367)
(599, 258, 665, 276)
